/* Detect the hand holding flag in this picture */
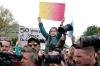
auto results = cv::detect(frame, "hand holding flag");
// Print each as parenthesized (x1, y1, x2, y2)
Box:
(60, 17, 65, 26)
(38, 17, 42, 23)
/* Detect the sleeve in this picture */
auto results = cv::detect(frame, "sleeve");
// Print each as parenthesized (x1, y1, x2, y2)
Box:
(39, 23, 49, 39)
(56, 26, 65, 39)
(56, 39, 65, 48)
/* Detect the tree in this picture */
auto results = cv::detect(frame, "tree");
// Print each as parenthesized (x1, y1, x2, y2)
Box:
(83, 25, 100, 36)
(0, 6, 19, 38)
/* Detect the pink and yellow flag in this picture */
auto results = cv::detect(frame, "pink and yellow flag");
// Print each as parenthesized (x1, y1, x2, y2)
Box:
(39, 2, 65, 21)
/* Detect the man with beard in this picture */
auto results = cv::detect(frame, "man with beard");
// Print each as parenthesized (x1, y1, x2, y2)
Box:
(27, 38, 44, 66)
(27, 38, 40, 53)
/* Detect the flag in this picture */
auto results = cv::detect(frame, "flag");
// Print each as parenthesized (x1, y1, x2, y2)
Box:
(39, 2, 65, 21)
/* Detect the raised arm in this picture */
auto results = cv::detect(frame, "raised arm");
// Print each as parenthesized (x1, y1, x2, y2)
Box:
(56, 17, 65, 39)
(60, 17, 65, 26)
(38, 17, 42, 23)
(38, 17, 49, 39)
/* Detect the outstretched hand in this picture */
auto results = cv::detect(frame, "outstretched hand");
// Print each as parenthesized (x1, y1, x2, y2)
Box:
(38, 17, 41, 23)
(60, 17, 65, 26)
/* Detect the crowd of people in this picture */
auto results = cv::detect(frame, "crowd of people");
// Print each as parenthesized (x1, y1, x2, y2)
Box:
(0, 17, 100, 66)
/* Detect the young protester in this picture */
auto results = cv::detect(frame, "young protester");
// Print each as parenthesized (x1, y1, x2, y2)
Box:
(38, 17, 65, 53)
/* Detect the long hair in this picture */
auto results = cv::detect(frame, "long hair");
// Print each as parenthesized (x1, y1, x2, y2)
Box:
(49, 27, 58, 34)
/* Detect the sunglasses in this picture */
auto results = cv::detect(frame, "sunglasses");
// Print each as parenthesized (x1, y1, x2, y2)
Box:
(28, 44, 37, 47)
(28, 43, 38, 47)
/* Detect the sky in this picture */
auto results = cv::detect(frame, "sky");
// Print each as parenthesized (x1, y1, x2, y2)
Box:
(0, 0, 100, 39)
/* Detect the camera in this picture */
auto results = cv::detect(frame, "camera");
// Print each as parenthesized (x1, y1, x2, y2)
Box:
(58, 24, 73, 33)
(0, 52, 22, 60)
(44, 48, 64, 64)
(80, 35, 100, 51)
(63, 24, 73, 32)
